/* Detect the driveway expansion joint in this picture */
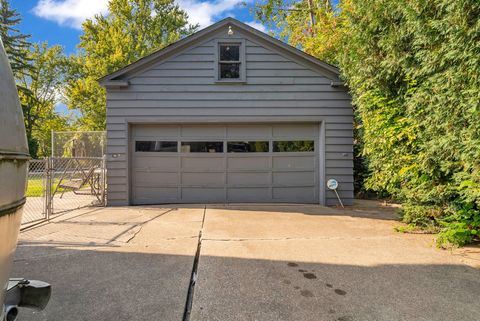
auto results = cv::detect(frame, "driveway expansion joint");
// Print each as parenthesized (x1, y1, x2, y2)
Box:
(182, 206, 206, 321)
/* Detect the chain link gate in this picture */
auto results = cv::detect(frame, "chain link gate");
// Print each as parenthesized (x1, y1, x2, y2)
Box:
(22, 156, 106, 226)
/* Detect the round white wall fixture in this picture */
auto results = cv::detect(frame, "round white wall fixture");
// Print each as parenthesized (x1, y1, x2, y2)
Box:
(326, 179, 344, 208)
(327, 179, 338, 190)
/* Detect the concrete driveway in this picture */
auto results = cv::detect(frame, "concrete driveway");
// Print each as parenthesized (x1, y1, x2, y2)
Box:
(12, 202, 480, 321)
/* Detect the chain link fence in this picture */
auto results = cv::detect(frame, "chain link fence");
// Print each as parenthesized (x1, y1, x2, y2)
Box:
(23, 159, 48, 225)
(22, 157, 106, 226)
(52, 131, 106, 157)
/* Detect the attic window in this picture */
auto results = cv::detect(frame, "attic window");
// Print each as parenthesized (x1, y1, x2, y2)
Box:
(215, 40, 245, 82)
(219, 44, 240, 79)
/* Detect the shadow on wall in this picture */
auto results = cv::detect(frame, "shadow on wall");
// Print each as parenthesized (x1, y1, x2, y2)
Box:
(12, 242, 480, 321)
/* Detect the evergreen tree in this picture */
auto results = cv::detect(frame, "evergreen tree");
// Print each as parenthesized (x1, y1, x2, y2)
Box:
(256, 0, 480, 247)
(0, 0, 31, 78)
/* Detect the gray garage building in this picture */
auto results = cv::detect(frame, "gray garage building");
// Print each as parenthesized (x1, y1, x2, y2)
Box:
(99, 18, 353, 206)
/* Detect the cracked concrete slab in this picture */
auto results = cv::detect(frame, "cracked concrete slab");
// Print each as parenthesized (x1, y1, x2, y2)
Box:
(191, 203, 480, 321)
(127, 208, 205, 246)
(12, 206, 202, 321)
(203, 204, 398, 241)
(11, 201, 480, 321)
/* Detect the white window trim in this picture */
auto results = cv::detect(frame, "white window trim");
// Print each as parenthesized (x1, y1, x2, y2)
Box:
(214, 39, 246, 83)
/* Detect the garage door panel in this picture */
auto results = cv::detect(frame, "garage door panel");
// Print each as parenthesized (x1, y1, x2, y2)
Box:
(181, 125, 225, 137)
(182, 188, 225, 202)
(227, 172, 270, 186)
(134, 187, 178, 203)
(273, 171, 314, 186)
(227, 125, 271, 138)
(132, 124, 320, 204)
(227, 187, 271, 202)
(272, 124, 316, 138)
(228, 156, 270, 170)
(182, 157, 225, 170)
(273, 156, 315, 170)
(133, 125, 178, 137)
(273, 187, 315, 202)
(134, 171, 178, 186)
(134, 156, 178, 169)
(182, 172, 224, 185)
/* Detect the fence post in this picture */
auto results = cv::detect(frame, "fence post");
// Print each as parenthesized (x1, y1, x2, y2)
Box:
(45, 157, 52, 220)
(101, 155, 106, 206)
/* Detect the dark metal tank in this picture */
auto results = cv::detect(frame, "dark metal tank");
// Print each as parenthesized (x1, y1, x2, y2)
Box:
(0, 37, 29, 321)
(1, 38, 50, 321)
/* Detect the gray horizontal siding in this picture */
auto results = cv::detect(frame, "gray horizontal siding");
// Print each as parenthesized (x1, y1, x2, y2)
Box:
(107, 108, 352, 117)
(107, 115, 353, 124)
(129, 76, 332, 85)
(107, 100, 352, 109)
(154, 61, 305, 70)
(105, 28, 353, 206)
(325, 144, 354, 152)
(113, 84, 344, 92)
(139, 68, 322, 78)
(108, 91, 348, 101)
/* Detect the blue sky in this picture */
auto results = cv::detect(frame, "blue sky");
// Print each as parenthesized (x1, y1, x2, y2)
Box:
(12, 0, 262, 54)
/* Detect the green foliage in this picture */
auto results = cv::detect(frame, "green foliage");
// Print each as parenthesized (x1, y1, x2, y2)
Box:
(338, 0, 480, 247)
(255, 0, 344, 64)
(0, 0, 30, 78)
(260, 0, 480, 247)
(1, 0, 71, 158)
(17, 42, 71, 158)
(399, 204, 442, 228)
(436, 203, 480, 248)
(66, 0, 197, 130)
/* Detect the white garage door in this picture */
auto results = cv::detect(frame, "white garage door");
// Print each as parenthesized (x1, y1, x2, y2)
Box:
(131, 124, 319, 204)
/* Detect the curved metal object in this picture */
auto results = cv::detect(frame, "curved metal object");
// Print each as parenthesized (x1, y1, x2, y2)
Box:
(0, 37, 29, 321)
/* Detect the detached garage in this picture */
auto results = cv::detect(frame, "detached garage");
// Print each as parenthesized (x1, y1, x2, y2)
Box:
(99, 18, 354, 206)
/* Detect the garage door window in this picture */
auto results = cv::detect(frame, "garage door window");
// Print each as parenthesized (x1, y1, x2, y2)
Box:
(273, 141, 315, 152)
(135, 141, 178, 152)
(181, 141, 223, 153)
(227, 141, 269, 153)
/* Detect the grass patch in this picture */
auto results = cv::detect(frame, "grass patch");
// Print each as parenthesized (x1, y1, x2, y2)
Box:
(26, 177, 45, 197)
(26, 177, 70, 197)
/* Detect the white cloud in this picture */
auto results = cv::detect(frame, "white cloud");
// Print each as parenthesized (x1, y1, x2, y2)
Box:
(33, 0, 109, 29)
(177, 0, 245, 28)
(245, 20, 267, 33)
(32, 0, 267, 33)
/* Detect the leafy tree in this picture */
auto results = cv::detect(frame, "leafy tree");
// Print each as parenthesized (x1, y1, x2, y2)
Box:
(17, 43, 70, 157)
(258, 0, 480, 246)
(255, 0, 345, 64)
(66, 0, 197, 130)
(32, 114, 70, 158)
(1, 1, 70, 158)
(338, 0, 480, 246)
(0, 0, 30, 78)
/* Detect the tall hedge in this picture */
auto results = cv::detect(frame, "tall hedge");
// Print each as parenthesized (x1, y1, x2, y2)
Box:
(339, 0, 480, 246)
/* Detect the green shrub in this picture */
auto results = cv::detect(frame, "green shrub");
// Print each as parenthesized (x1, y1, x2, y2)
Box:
(436, 204, 480, 248)
(338, 0, 480, 247)
(400, 204, 442, 228)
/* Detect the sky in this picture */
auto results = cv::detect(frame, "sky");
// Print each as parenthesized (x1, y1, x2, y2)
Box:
(12, 0, 264, 54)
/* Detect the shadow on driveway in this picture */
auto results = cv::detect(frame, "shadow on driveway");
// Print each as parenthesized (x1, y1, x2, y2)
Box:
(12, 242, 480, 321)
(11, 204, 480, 321)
